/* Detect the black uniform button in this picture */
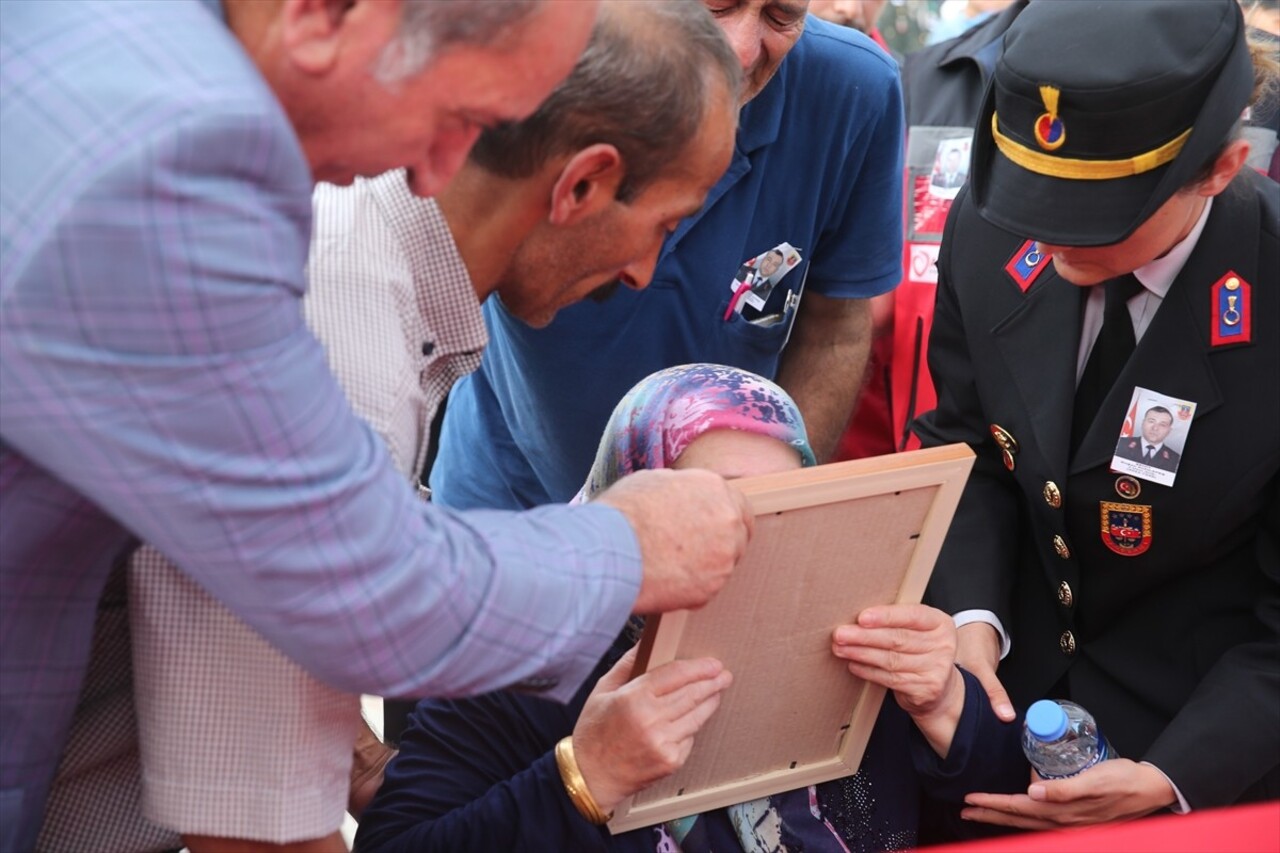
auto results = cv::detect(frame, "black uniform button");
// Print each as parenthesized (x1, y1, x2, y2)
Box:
(1052, 535, 1071, 559)
(1043, 481, 1062, 509)
(1057, 580, 1074, 607)
(421, 340, 435, 356)
(1059, 630, 1076, 655)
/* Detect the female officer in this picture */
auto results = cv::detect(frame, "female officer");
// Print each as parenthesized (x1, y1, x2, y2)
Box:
(915, 0, 1280, 829)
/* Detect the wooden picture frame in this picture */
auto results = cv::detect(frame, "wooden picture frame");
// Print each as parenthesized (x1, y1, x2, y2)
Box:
(608, 443, 974, 833)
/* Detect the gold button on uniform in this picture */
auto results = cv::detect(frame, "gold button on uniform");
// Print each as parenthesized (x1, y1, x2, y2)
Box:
(1043, 481, 1062, 508)
(1057, 581, 1074, 607)
(989, 424, 1019, 454)
(1059, 630, 1076, 655)
(1053, 534, 1070, 559)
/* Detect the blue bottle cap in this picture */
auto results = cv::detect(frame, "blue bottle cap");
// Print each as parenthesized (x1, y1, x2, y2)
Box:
(1026, 699, 1069, 741)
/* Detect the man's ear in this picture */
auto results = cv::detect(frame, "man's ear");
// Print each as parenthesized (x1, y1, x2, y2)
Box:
(280, 0, 400, 77)
(1197, 138, 1250, 198)
(548, 144, 624, 226)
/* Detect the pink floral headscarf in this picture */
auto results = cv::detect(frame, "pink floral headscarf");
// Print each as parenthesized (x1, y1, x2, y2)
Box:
(576, 363, 815, 503)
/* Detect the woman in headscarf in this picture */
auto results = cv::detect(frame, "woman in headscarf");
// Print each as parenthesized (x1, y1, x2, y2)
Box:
(357, 364, 1021, 852)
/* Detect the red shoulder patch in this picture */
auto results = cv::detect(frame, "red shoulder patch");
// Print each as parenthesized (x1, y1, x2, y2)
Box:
(1004, 240, 1052, 293)
(1210, 271, 1251, 347)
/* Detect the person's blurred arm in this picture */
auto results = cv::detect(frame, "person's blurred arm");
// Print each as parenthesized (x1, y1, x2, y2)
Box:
(0, 102, 744, 704)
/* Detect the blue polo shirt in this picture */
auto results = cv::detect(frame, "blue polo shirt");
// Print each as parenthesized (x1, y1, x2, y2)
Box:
(433, 17, 904, 510)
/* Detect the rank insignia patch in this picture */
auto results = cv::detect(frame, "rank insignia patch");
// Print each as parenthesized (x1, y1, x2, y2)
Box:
(1100, 501, 1152, 557)
(1210, 271, 1251, 348)
(1004, 240, 1051, 293)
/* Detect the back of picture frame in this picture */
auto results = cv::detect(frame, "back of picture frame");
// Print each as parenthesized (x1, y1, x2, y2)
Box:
(609, 443, 975, 833)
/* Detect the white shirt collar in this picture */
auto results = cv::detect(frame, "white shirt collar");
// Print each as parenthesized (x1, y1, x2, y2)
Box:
(1132, 197, 1213, 298)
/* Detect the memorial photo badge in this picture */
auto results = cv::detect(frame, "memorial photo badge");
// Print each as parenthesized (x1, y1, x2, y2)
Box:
(724, 241, 802, 323)
(1109, 386, 1196, 488)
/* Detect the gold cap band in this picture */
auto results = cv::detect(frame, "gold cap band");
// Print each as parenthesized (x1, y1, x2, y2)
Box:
(991, 112, 1191, 180)
(554, 736, 613, 825)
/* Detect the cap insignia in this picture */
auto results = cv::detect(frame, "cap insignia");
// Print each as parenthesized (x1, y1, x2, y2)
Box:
(1034, 85, 1066, 151)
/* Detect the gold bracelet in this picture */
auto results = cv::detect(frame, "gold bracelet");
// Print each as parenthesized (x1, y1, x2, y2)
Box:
(554, 736, 613, 825)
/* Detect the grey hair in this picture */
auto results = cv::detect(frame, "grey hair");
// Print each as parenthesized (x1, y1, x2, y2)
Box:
(375, 0, 543, 83)
(466, 0, 743, 202)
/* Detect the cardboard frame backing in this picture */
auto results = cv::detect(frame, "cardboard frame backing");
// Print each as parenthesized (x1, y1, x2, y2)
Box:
(609, 443, 974, 833)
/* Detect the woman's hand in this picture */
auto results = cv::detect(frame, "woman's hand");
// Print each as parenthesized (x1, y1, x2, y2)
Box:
(831, 604, 966, 756)
(570, 646, 732, 814)
(961, 759, 1177, 829)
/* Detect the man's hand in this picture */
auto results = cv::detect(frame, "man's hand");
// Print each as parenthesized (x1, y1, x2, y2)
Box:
(571, 647, 733, 814)
(597, 469, 753, 614)
(961, 759, 1177, 829)
(832, 604, 965, 756)
(955, 621, 1015, 721)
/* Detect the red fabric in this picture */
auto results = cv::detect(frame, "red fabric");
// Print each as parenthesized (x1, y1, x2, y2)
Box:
(917, 801, 1280, 853)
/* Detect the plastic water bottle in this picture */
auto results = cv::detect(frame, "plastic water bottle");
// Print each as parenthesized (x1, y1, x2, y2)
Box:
(1021, 699, 1117, 779)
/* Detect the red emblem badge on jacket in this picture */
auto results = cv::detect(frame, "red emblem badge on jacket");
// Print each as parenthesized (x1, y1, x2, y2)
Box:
(1099, 501, 1152, 556)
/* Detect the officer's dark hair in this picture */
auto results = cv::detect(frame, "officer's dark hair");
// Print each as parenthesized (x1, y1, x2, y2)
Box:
(1189, 33, 1280, 185)
(1145, 406, 1174, 421)
(466, 0, 742, 203)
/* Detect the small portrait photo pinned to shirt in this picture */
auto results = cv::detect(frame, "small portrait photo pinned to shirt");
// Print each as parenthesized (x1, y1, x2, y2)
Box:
(927, 136, 971, 199)
(1110, 386, 1196, 487)
(725, 241, 802, 322)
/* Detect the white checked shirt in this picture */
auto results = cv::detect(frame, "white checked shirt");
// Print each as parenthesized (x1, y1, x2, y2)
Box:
(308, 171, 487, 478)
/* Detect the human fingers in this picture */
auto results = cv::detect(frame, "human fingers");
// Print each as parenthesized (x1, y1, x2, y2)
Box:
(1026, 761, 1176, 820)
(833, 626, 950, 660)
(612, 469, 749, 613)
(841, 654, 953, 714)
(955, 624, 1015, 721)
(637, 656, 726, 698)
(727, 479, 755, 543)
(643, 666, 733, 727)
(960, 801, 1061, 831)
(593, 645, 640, 693)
(659, 681, 729, 743)
(963, 790, 1112, 829)
(1025, 774, 1094, 804)
(970, 664, 1015, 722)
(854, 603, 950, 631)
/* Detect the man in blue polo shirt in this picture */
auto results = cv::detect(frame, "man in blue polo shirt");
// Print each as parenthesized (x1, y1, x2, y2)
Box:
(433, 1, 904, 510)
